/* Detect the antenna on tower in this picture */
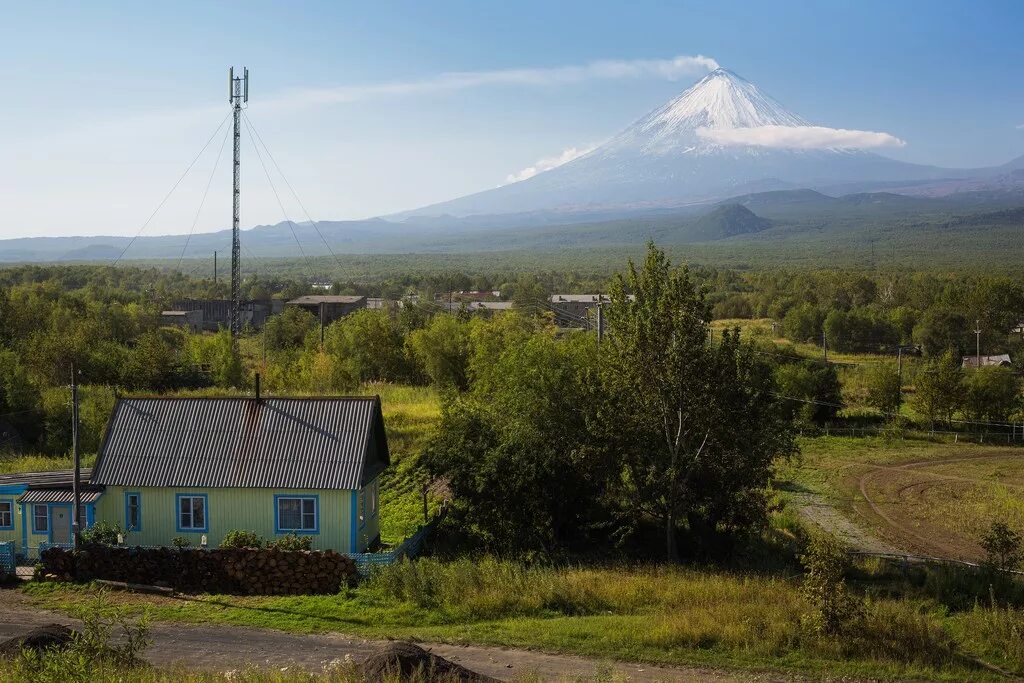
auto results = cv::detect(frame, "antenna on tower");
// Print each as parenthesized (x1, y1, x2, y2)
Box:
(228, 66, 249, 339)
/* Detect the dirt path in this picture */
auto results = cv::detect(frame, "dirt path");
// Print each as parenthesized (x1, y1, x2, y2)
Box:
(852, 452, 1015, 560)
(790, 491, 896, 554)
(0, 589, 798, 682)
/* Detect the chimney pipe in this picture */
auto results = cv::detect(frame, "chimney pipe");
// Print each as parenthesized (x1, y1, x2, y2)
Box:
(255, 373, 261, 402)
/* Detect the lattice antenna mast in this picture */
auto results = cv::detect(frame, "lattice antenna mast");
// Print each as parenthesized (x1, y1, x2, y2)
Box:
(228, 67, 249, 338)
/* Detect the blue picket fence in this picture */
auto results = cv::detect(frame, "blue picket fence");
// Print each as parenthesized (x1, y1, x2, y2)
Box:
(0, 541, 15, 576)
(346, 524, 431, 577)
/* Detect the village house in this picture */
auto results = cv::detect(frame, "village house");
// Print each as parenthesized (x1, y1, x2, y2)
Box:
(0, 394, 389, 560)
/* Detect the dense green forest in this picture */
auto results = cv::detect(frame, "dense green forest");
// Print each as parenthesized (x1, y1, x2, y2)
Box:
(1, 255, 1023, 460)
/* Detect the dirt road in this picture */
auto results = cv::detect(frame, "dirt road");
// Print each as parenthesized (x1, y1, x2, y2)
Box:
(0, 589, 797, 682)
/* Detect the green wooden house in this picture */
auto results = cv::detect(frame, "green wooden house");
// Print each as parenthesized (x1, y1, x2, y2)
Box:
(1, 395, 389, 560)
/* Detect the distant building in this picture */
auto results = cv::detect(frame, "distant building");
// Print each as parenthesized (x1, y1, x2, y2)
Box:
(160, 309, 203, 333)
(547, 294, 607, 328)
(286, 295, 367, 326)
(438, 301, 514, 315)
(172, 299, 282, 331)
(962, 354, 1013, 369)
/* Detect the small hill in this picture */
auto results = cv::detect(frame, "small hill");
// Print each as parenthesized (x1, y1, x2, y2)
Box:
(687, 204, 773, 241)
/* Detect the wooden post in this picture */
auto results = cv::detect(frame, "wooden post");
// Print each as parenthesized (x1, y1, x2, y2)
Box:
(71, 363, 81, 548)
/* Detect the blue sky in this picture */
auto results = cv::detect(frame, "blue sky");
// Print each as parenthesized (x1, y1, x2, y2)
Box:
(2, 0, 1023, 237)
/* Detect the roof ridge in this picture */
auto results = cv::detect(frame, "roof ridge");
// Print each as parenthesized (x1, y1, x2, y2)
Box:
(118, 395, 380, 401)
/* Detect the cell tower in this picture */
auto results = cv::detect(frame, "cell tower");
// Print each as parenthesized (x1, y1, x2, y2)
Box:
(228, 67, 249, 338)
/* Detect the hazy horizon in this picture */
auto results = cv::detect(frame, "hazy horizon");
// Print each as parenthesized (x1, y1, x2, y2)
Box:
(3, 0, 1024, 239)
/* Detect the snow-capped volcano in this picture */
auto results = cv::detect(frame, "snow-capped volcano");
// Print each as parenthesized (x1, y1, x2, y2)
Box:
(606, 68, 808, 156)
(395, 68, 968, 220)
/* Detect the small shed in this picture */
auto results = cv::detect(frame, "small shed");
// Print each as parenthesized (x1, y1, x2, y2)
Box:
(962, 354, 1013, 369)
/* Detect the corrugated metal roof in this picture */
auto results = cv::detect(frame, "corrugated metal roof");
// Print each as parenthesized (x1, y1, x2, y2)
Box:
(92, 397, 388, 490)
(19, 489, 104, 504)
(0, 469, 93, 487)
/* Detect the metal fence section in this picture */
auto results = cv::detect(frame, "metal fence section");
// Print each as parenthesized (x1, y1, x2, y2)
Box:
(346, 524, 432, 577)
(0, 541, 15, 575)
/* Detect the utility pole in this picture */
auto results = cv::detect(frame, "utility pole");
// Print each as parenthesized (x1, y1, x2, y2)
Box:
(596, 301, 605, 344)
(896, 345, 914, 410)
(213, 251, 217, 284)
(822, 330, 828, 364)
(71, 363, 81, 548)
(319, 301, 325, 346)
(974, 319, 982, 369)
(228, 67, 249, 340)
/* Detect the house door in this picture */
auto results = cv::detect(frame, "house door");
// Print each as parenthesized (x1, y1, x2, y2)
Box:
(51, 507, 71, 544)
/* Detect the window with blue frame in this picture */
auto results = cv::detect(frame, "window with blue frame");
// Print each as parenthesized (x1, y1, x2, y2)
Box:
(0, 500, 12, 530)
(125, 492, 142, 531)
(32, 504, 48, 533)
(275, 496, 318, 533)
(177, 495, 207, 532)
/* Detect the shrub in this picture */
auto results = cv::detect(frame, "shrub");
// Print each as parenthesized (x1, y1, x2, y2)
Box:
(9, 592, 150, 681)
(81, 521, 124, 546)
(982, 520, 1022, 573)
(800, 534, 864, 636)
(271, 533, 312, 551)
(170, 536, 191, 549)
(220, 530, 265, 549)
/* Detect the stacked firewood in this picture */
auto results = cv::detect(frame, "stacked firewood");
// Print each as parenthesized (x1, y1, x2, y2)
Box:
(220, 548, 358, 595)
(38, 545, 358, 595)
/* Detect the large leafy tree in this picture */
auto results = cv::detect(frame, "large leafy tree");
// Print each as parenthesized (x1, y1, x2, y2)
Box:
(913, 350, 964, 426)
(423, 328, 605, 555)
(599, 244, 794, 560)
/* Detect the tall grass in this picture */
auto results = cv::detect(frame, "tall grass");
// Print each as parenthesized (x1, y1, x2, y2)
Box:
(366, 558, 961, 670)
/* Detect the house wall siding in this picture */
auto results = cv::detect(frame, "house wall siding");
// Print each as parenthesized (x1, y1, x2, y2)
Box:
(94, 487, 357, 552)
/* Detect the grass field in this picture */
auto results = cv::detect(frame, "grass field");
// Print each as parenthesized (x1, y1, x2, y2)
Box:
(20, 557, 1024, 682)
(779, 436, 1024, 561)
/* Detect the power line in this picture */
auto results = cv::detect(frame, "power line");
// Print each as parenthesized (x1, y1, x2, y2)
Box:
(241, 116, 317, 279)
(242, 111, 344, 270)
(113, 112, 232, 265)
(175, 125, 232, 272)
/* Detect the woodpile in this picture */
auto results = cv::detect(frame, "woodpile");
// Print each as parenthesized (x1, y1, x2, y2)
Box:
(39, 545, 358, 595)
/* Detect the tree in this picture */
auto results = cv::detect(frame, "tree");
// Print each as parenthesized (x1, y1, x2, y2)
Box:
(783, 303, 824, 344)
(964, 366, 1019, 425)
(322, 310, 410, 386)
(865, 362, 901, 415)
(423, 331, 605, 555)
(263, 306, 317, 351)
(600, 244, 794, 560)
(406, 315, 472, 389)
(774, 361, 843, 426)
(913, 350, 964, 426)
(913, 309, 969, 357)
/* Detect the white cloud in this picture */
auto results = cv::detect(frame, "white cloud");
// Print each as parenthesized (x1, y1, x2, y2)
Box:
(505, 145, 598, 184)
(696, 125, 906, 150)
(1017, 123, 1024, 130)
(272, 55, 719, 109)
